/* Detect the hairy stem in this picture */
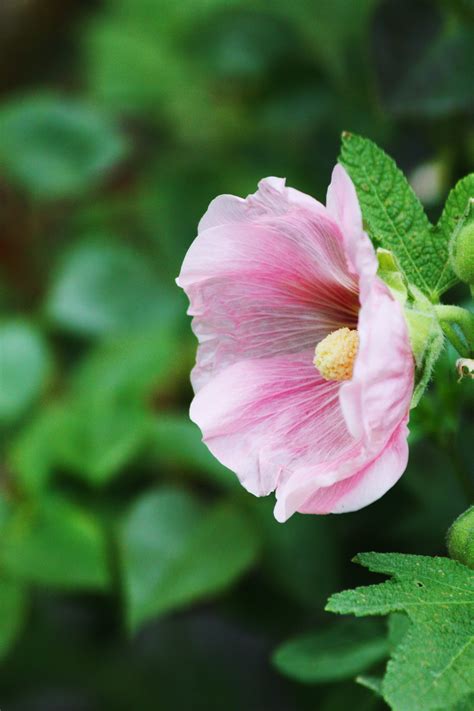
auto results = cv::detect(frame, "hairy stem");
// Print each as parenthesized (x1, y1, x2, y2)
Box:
(435, 304, 474, 357)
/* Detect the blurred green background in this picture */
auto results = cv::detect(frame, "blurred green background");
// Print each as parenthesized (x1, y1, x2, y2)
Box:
(0, 1, 473, 709)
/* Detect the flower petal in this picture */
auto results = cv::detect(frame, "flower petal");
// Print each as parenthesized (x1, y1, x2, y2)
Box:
(178, 212, 358, 390)
(327, 164, 378, 281)
(198, 176, 327, 233)
(274, 420, 409, 521)
(190, 353, 352, 498)
(340, 279, 414, 452)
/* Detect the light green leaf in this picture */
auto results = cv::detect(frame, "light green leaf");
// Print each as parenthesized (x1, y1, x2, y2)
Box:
(0, 320, 51, 425)
(70, 328, 179, 402)
(273, 618, 388, 684)
(46, 241, 172, 337)
(326, 553, 474, 711)
(8, 404, 66, 493)
(120, 488, 261, 631)
(55, 330, 180, 485)
(0, 579, 27, 659)
(57, 402, 150, 486)
(0, 496, 109, 590)
(339, 133, 450, 299)
(0, 94, 127, 199)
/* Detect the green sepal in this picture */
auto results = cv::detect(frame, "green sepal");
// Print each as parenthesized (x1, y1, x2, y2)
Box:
(376, 249, 445, 407)
(403, 288, 445, 408)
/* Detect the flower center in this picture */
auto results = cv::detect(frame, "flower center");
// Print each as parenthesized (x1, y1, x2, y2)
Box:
(313, 327, 359, 382)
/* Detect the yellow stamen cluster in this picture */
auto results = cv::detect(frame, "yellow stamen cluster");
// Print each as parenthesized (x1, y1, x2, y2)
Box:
(314, 327, 359, 382)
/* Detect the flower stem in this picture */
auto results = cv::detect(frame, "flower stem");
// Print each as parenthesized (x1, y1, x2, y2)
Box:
(434, 304, 474, 357)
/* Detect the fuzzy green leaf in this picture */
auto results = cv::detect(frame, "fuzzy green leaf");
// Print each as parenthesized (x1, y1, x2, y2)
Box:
(326, 553, 474, 711)
(339, 133, 453, 299)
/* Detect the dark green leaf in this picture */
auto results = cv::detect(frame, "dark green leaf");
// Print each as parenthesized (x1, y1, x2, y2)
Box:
(390, 27, 474, 119)
(252, 497, 341, 609)
(0, 579, 27, 659)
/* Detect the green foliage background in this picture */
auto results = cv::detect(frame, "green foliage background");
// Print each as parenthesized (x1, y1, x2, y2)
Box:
(0, 0, 472, 709)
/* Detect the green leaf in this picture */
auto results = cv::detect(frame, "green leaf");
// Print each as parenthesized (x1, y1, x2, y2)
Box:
(273, 618, 388, 684)
(387, 612, 411, 651)
(55, 329, 179, 485)
(8, 404, 65, 493)
(0, 94, 127, 199)
(148, 415, 236, 489)
(441, 175, 474, 241)
(326, 553, 474, 711)
(356, 674, 383, 696)
(120, 488, 261, 631)
(0, 320, 51, 425)
(390, 27, 474, 119)
(339, 133, 451, 298)
(252, 497, 341, 609)
(70, 328, 179, 402)
(0, 579, 27, 659)
(58, 402, 150, 486)
(271, 0, 378, 88)
(46, 241, 174, 337)
(426, 173, 474, 295)
(0, 496, 109, 590)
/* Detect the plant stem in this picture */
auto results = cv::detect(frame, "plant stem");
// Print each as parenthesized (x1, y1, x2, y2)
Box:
(435, 304, 474, 357)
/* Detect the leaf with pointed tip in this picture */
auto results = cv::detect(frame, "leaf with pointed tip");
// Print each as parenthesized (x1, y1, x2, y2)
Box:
(326, 553, 474, 711)
(339, 133, 457, 299)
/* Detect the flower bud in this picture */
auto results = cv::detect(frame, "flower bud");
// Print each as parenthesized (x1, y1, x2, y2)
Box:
(450, 200, 474, 287)
(447, 506, 474, 570)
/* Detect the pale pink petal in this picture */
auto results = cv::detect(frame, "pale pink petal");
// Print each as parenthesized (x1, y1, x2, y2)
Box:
(276, 420, 410, 521)
(327, 164, 378, 282)
(178, 215, 358, 390)
(198, 176, 327, 233)
(340, 279, 414, 452)
(190, 353, 353, 498)
(179, 167, 415, 521)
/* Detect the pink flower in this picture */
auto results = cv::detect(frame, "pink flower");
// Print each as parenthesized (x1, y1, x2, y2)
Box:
(177, 165, 414, 521)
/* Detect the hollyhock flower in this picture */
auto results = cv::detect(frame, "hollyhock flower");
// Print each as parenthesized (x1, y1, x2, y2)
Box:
(177, 165, 415, 522)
